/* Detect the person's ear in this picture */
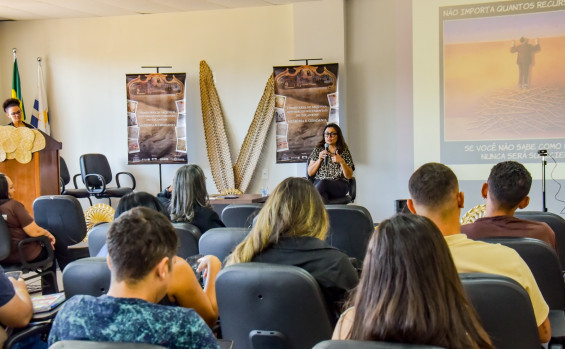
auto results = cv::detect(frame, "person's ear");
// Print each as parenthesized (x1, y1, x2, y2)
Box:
(457, 192, 465, 209)
(518, 196, 530, 209)
(481, 183, 488, 199)
(155, 257, 170, 280)
(407, 199, 417, 214)
(106, 257, 112, 271)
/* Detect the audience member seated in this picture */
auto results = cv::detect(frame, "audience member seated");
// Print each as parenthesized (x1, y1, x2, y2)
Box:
(48, 207, 220, 349)
(0, 266, 33, 347)
(225, 177, 359, 324)
(461, 161, 556, 249)
(169, 165, 224, 233)
(333, 214, 493, 348)
(0, 173, 58, 293)
(407, 162, 551, 343)
(96, 192, 220, 327)
(307, 123, 355, 203)
(157, 184, 172, 211)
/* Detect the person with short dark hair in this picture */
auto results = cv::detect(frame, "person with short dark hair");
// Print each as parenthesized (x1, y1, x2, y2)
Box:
(96, 192, 221, 327)
(2, 98, 33, 129)
(307, 123, 354, 203)
(407, 163, 551, 343)
(462, 161, 556, 249)
(48, 207, 220, 348)
(333, 214, 493, 349)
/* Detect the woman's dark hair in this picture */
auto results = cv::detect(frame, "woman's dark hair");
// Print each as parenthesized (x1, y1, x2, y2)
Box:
(115, 191, 169, 219)
(316, 123, 348, 153)
(347, 214, 493, 349)
(170, 164, 210, 223)
(0, 173, 9, 205)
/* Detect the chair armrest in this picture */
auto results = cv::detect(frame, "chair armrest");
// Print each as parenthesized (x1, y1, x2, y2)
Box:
(72, 173, 84, 189)
(84, 174, 106, 194)
(59, 177, 66, 194)
(115, 172, 136, 190)
(4, 321, 53, 349)
(16, 236, 54, 271)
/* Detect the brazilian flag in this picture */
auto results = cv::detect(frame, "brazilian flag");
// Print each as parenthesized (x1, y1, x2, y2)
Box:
(11, 55, 26, 121)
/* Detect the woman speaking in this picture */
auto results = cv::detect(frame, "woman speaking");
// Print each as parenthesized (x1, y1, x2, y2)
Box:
(307, 123, 354, 203)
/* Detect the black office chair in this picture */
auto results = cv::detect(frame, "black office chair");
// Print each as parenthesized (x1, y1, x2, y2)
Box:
(221, 204, 263, 228)
(325, 205, 374, 262)
(60, 156, 92, 206)
(5, 305, 63, 349)
(0, 215, 57, 291)
(62, 257, 111, 299)
(313, 340, 446, 349)
(172, 222, 202, 258)
(477, 237, 565, 342)
(79, 153, 136, 206)
(33, 195, 89, 271)
(49, 341, 167, 348)
(306, 167, 356, 204)
(216, 263, 333, 349)
(515, 210, 565, 266)
(198, 227, 250, 263)
(87, 223, 110, 257)
(460, 273, 541, 349)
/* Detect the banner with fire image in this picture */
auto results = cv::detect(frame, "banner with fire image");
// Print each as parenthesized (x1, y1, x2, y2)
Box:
(126, 73, 187, 164)
(273, 64, 339, 163)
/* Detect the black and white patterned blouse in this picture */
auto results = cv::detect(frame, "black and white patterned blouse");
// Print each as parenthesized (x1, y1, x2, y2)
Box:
(309, 147, 354, 182)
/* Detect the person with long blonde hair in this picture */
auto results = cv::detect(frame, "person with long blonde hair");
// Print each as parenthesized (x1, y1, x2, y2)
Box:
(226, 177, 358, 323)
(333, 214, 494, 349)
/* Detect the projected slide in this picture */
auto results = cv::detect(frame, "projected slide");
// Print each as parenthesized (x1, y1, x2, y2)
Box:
(440, 0, 565, 164)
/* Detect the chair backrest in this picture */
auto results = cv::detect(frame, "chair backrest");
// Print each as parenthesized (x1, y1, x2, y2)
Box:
(515, 210, 565, 265)
(221, 204, 263, 228)
(459, 273, 540, 349)
(478, 236, 565, 310)
(172, 222, 202, 258)
(313, 340, 446, 349)
(0, 215, 12, 261)
(60, 156, 71, 186)
(33, 195, 87, 247)
(62, 257, 111, 299)
(325, 205, 374, 261)
(216, 262, 333, 349)
(198, 227, 250, 263)
(87, 223, 110, 257)
(49, 340, 167, 348)
(80, 153, 113, 188)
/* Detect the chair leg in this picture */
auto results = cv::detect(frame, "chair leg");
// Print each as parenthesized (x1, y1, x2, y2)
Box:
(87, 197, 93, 206)
(107, 198, 112, 207)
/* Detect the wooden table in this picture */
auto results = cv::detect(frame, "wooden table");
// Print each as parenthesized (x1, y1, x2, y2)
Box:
(210, 194, 267, 216)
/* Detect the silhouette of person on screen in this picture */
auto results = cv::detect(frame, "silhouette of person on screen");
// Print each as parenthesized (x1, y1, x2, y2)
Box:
(510, 37, 540, 89)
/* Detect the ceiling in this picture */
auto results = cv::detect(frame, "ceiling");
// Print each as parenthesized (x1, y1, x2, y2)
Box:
(0, 0, 320, 21)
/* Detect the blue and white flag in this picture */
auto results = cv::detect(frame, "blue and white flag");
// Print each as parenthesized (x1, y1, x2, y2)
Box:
(31, 59, 50, 134)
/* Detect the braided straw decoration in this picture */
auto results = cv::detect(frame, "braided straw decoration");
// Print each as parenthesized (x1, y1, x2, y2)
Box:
(200, 61, 235, 192)
(460, 204, 486, 225)
(234, 74, 275, 192)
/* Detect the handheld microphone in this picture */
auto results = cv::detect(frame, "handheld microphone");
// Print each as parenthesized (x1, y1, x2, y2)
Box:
(324, 143, 329, 166)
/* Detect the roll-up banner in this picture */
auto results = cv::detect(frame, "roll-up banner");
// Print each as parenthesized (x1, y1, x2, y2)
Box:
(273, 64, 339, 163)
(126, 73, 187, 164)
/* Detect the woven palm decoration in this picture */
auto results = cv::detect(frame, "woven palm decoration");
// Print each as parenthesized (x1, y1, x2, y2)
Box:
(200, 61, 235, 192)
(200, 60, 275, 194)
(233, 74, 275, 192)
(460, 204, 486, 225)
(84, 204, 115, 232)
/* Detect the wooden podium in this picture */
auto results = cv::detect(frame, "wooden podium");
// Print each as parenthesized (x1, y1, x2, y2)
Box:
(0, 131, 62, 215)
